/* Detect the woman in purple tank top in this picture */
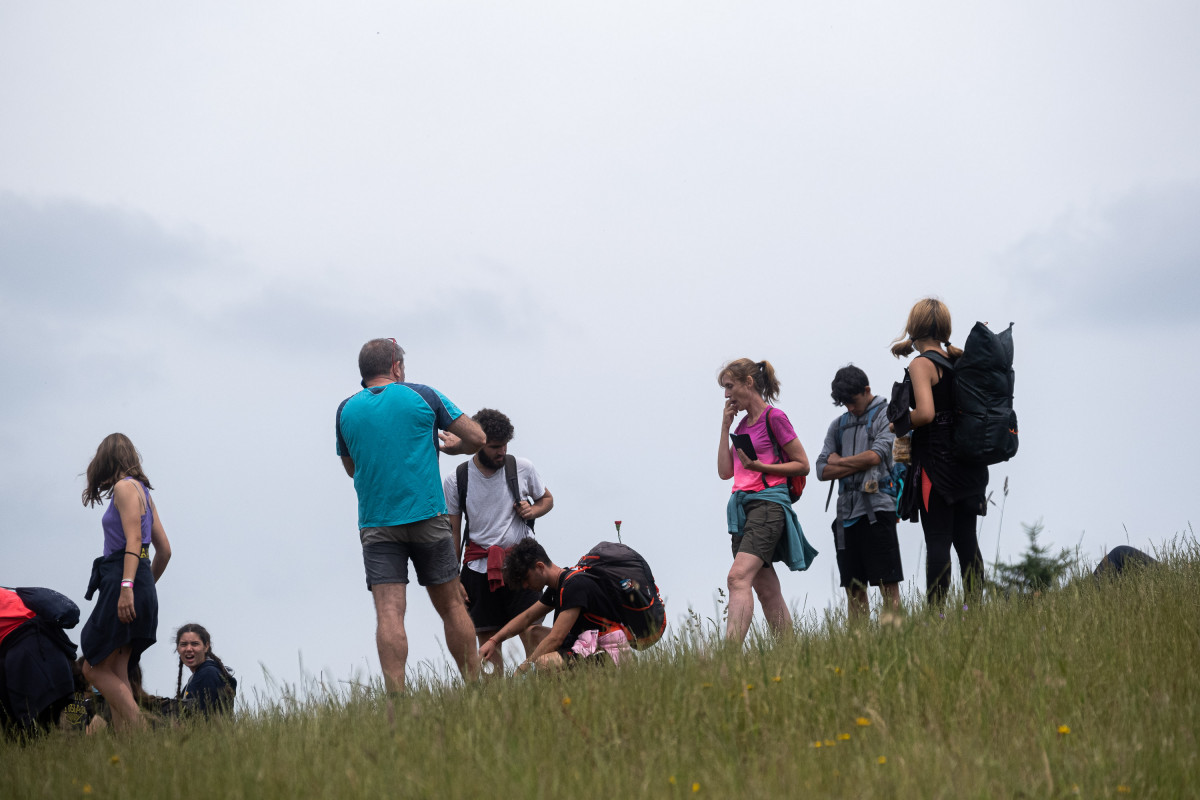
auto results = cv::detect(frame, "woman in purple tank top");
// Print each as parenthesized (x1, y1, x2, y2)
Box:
(79, 433, 172, 732)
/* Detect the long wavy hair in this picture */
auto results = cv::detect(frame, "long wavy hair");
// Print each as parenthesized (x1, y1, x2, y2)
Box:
(82, 433, 153, 507)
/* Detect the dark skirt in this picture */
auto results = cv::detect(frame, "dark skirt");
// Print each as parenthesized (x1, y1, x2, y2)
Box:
(80, 552, 158, 666)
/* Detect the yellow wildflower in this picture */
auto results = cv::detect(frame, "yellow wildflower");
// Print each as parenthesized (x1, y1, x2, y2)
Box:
(110, 755, 120, 765)
(812, 741, 822, 748)
(856, 717, 871, 727)
(837, 733, 851, 741)
(1117, 787, 1131, 794)
(745, 684, 754, 690)
(1057, 725, 1070, 735)
(771, 675, 782, 683)
(561, 696, 571, 708)
(701, 682, 713, 688)
(877, 756, 887, 765)
(668, 776, 676, 785)
(82, 787, 93, 796)
(823, 739, 836, 747)
(692, 782, 701, 793)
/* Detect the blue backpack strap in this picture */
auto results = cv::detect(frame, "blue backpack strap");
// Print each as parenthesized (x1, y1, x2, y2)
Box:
(826, 411, 853, 512)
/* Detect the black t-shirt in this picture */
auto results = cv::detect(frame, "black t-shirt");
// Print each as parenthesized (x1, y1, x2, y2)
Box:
(540, 568, 626, 645)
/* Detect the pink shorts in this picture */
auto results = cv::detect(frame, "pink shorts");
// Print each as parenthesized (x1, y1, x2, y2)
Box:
(570, 630, 631, 665)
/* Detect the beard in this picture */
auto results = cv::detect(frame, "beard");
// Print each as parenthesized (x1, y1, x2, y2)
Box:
(478, 450, 504, 470)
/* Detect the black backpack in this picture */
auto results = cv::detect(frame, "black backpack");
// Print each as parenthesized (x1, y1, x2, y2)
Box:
(920, 322, 1019, 466)
(566, 542, 666, 650)
(456, 455, 532, 552)
(948, 321, 1018, 465)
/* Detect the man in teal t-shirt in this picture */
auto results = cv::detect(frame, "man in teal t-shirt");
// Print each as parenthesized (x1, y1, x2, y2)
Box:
(335, 338, 485, 691)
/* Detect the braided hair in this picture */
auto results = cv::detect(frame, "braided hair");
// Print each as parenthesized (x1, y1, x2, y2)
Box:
(175, 622, 235, 699)
(890, 297, 964, 360)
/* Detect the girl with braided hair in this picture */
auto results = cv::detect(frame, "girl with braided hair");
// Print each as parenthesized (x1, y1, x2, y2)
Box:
(175, 623, 236, 716)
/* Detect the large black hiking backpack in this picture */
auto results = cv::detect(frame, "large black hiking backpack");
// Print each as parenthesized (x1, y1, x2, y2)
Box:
(945, 321, 1018, 466)
(568, 542, 666, 650)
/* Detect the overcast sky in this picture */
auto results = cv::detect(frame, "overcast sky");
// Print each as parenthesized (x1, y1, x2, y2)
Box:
(3, 2, 1198, 704)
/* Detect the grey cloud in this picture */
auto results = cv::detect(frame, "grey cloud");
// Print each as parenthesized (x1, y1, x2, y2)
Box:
(212, 253, 558, 362)
(1003, 182, 1200, 328)
(0, 192, 210, 315)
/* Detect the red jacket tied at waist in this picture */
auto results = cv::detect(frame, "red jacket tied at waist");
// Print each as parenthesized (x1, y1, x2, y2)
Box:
(462, 542, 508, 591)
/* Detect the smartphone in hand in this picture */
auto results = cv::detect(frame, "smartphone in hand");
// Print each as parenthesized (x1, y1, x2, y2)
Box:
(729, 433, 758, 462)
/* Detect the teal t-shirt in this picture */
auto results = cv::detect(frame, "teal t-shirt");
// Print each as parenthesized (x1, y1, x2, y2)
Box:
(335, 383, 462, 528)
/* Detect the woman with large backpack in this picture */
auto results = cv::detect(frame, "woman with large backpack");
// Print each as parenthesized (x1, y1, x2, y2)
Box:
(890, 298, 988, 605)
(79, 433, 172, 732)
(717, 358, 812, 645)
(174, 623, 236, 716)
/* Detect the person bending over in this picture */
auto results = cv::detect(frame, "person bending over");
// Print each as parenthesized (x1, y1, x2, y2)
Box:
(478, 539, 665, 674)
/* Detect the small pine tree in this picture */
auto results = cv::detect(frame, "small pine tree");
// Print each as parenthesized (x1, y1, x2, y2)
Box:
(992, 520, 1076, 594)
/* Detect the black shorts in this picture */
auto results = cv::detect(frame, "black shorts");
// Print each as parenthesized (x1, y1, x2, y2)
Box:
(833, 516, 904, 589)
(461, 566, 545, 634)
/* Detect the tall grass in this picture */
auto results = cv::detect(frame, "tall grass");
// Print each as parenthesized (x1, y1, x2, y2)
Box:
(6, 537, 1198, 799)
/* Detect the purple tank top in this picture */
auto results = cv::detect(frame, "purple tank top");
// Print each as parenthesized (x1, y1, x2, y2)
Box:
(101, 478, 153, 556)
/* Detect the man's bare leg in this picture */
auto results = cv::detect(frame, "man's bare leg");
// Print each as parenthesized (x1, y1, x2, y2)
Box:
(519, 621, 550, 658)
(846, 586, 870, 621)
(372, 583, 408, 693)
(427, 578, 480, 681)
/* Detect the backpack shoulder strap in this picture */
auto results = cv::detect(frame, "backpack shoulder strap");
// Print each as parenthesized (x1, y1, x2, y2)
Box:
(761, 407, 781, 491)
(504, 455, 520, 503)
(835, 411, 854, 454)
(919, 350, 954, 372)
(505, 454, 534, 531)
(456, 461, 470, 544)
(863, 398, 886, 440)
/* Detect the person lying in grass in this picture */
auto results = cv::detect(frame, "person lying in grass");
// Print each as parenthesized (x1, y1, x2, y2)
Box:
(478, 539, 665, 674)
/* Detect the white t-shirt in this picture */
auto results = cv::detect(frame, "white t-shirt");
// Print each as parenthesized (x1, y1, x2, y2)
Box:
(443, 456, 547, 573)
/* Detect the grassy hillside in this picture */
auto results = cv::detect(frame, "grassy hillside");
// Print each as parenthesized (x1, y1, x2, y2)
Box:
(6, 539, 1197, 799)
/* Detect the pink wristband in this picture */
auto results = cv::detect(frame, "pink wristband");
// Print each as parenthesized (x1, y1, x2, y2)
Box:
(120, 580, 134, 588)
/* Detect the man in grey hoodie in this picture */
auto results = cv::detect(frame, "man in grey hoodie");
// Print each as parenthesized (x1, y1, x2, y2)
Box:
(815, 365, 904, 620)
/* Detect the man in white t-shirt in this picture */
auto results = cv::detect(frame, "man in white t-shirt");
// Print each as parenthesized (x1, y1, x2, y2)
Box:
(443, 408, 554, 675)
